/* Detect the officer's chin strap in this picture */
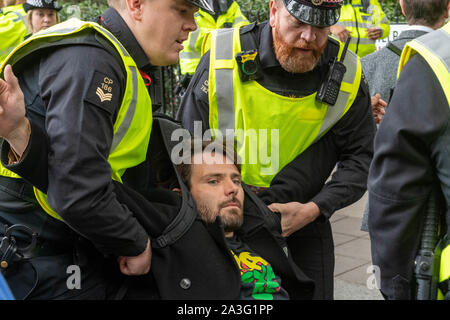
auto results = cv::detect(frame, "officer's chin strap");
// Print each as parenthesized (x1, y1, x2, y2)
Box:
(0, 224, 38, 274)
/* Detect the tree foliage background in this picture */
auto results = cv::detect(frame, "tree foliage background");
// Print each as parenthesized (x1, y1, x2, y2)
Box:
(58, 0, 405, 23)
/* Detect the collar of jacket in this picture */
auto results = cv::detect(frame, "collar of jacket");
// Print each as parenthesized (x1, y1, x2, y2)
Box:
(100, 7, 152, 71)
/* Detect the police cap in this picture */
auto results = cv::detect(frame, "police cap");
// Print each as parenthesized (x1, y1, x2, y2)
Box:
(23, 0, 62, 12)
(282, 0, 343, 28)
(185, 0, 215, 14)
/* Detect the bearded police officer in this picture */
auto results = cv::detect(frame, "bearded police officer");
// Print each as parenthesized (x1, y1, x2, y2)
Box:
(178, 0, 376, 299)
(0, 0, 213, 300)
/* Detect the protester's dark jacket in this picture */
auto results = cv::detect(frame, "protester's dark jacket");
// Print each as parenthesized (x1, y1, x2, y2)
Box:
(368, 54, 450, 299)
(2, 114, 315, 299)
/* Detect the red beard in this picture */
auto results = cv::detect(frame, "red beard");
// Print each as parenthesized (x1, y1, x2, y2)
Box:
(273, 26, 326, 73)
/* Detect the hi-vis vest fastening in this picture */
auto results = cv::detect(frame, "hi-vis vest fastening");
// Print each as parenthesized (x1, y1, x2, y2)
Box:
(0, 18, 153, 221)
(179, 1, 249, 75)
(398, 23, 450, 300)
(0, 4, 27, 63)
(335, 0, 389, 57)
(206, 27, 361, 187)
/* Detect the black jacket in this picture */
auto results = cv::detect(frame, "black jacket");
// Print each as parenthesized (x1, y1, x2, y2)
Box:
(2, 114, 315, 299)
(368, 54, 450, 299)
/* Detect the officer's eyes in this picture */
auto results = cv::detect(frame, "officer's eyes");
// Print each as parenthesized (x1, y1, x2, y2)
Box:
(207, 180, 218, 185)
(233, 179, 241, 185)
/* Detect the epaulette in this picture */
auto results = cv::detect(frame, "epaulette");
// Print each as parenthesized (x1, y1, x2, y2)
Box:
(240, 22, 257, 35)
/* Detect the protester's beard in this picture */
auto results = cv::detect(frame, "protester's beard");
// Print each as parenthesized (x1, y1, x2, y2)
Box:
(196, 197, 244, 232)
(273, 26, 326, 73)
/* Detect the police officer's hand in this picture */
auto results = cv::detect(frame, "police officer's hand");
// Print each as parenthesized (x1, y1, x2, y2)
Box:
(268, 202, 320, 237)
(371, 93, 387, 124)
(330, 25, 351, 42)
(0, 64, 29, 156)
(117, 239, 152, 276)
(367, 27, 382, 40)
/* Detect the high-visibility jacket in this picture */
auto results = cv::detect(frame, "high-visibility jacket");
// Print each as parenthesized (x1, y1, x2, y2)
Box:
(206, 27, 361, 187)
(0, 4, 27, 63)
(335, 0, 389, 57)
(398, 22, 450, 300)
(179, 1, 249, 75)
(0, 18, 153, 221)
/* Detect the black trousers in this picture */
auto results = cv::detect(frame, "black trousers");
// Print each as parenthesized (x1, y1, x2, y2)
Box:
(287, 220, 334, 300)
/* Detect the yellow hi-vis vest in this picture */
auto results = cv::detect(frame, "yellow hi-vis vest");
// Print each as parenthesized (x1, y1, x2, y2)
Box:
(206, 27, 361, 187)
(335, 0, 389, 57)
(0, 18, 153, 221)
(179, 1, 249, 75)
(0, 4, 27, 63)
(398, 22, 450, 300)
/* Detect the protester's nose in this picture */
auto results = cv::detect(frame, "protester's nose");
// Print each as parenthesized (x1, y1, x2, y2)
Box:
(223, 178, 239, 196)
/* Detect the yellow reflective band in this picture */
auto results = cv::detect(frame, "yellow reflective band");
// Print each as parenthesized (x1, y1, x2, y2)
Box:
(34, 188, 63, 221)
(440, 244, 450, 283)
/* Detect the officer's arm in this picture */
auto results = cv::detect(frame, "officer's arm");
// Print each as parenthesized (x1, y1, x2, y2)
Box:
(40, 45, 148, 257)
(368, 55, 448, 299)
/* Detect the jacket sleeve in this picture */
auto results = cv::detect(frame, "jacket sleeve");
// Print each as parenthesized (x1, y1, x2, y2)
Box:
(259, 76, 376, 220)
(38, 45, 149, 257)
(368, 55, 449, 299)
(1, 118, 49, 192)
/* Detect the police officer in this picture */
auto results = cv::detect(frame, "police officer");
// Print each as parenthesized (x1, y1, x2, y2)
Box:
(179, 0, 249, 76)
(23, 0, 61, 35)
(178, 0, 375, 299)
(330, 0, 390, 57)
(368, 23, 450, 300)
(0, 0, 27, 63)
(0, 0, 213, 299)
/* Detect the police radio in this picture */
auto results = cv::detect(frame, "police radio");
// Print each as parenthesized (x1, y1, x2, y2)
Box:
(235, 50, 263, 82)
(316, 36, 351, 106)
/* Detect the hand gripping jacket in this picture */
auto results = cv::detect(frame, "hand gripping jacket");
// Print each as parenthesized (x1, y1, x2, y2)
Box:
(335, 0, 389, 57)
(0, 18, 153, 221)
(398, 23, 450, 300)
(0, 4, 27, 63)
(179, 1, 249, 75)
(204, 27, 361, 188)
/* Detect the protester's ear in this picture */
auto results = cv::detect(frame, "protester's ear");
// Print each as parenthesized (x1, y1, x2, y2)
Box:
(125, 0, 144, 20)
(172, 188, 182, 196)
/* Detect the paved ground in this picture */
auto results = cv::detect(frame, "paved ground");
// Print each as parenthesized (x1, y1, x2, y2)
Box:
(331, 192, 383, 300)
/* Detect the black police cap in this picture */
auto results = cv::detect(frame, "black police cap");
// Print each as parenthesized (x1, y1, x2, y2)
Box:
(282, 0, 343, 28)
(185, 0, 215, 14)
(23, 0, 62, 12)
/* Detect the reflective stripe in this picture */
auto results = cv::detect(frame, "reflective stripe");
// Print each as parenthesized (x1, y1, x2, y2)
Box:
(110, 66, 139, 152)
(34, 21, 131, 58)
(336, 21, 375, 29)
(414, 29, 450, 71)
(233, 16, 246, 24)
(349, 37, 375, 44)
(179, 51, 201, 59)
(214, 28, 235, 133)
(313, 49, 358, 142)
(189, 28, 201, 52)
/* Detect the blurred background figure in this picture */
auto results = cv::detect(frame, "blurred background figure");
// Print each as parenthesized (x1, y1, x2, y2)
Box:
(331, 0, 390, 57)
(177, 0, 249, 95)
(23, 0, 61, 35)
(0, 0, 26, 63)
